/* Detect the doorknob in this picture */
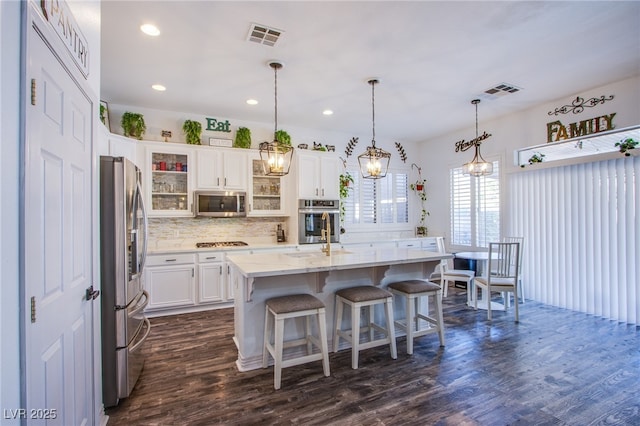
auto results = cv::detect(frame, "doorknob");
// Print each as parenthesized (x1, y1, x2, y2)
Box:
(86, 286, 100, 301)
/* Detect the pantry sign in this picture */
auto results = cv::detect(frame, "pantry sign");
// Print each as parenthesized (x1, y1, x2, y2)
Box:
(40, 0, 90, 78)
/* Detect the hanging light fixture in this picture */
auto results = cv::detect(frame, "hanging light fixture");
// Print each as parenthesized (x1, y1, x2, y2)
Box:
(463, 99, 493, 177)
(259, 61, 293, 176)
(358, 79, 391, 179)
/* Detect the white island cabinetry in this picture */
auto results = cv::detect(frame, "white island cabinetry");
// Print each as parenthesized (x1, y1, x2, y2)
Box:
(227, 247, 451, 371)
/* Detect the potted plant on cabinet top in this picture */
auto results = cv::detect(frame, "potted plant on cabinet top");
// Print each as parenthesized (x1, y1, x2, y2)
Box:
(182, 119, 202, 145)
(274, 129, 291, 146)
(615, 137, 638, 156)
(234, 127, 252, 148)
(338, 172, 354, 234)
(121, 112, 146, 140)
(409, 175, 429, 237)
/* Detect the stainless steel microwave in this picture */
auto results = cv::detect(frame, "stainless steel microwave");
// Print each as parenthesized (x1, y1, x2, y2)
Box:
(194, 191, 246, 217)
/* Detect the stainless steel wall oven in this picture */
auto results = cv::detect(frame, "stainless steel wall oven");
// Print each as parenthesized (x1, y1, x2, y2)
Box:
(298, 199, 340, 244)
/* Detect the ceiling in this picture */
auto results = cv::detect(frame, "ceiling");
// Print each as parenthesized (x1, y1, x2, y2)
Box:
(100, 1, 640, 144)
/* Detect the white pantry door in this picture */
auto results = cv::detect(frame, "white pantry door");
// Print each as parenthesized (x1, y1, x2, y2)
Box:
(24, 22, 95, 426)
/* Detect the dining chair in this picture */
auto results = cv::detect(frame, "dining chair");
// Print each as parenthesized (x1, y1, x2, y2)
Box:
(429, 237, 475, 304)
(502, 236, 525, 304)
(474, 242, 521, 322)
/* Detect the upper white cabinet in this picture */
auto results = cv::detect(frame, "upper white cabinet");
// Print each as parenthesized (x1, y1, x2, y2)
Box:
(296, 150, 340, 200)
(143, 142, 193, 217)
(247, 152, 287, 216)
(196, 148, 247, 190)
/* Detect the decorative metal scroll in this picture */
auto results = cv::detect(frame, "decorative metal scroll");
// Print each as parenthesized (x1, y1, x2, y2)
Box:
(547, 95, 614, 116)
(394, 142, 407, 162)
(345, 137, 359, 157)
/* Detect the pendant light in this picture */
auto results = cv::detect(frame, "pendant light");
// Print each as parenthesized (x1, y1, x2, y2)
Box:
(358, 79, 391, 179)
(259, 61, 293, 176)
(463, 99, 493, 177)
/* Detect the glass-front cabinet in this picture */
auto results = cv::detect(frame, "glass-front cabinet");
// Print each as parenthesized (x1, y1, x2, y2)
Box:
(145, 144, 192, 217)
(247, 152, 286, 216)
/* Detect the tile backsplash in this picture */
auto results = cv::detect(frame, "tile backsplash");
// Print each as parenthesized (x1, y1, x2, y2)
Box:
(149, 217, 289, 241)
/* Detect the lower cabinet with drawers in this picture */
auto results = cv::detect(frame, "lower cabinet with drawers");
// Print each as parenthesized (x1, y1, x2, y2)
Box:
(144, 251, 248, 316)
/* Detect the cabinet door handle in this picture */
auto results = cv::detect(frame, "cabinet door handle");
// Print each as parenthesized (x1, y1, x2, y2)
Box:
(206, 256, 217, 260)
(217, 177, 220, 186)
(165, 258, 177, 262)
(322, 188, 325, 196)
(224, 177, 227, 186)
(315, 188, 319, 196)
(219, 266, 222, 275)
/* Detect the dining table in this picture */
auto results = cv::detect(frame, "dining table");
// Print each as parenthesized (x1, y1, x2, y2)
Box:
(454, 251, 505, 311)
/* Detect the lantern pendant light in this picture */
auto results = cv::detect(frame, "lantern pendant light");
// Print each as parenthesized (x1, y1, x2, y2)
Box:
(463, 99, 493, 177)
(358, 79, 391, 179)
(259, 61, 293, 176)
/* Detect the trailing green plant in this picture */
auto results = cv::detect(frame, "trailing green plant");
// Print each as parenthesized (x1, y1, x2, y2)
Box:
(274, 129, 291, 146)
(182, 119, 202, 145)
(234, 127, 252, 148)
(338, 172, 355, 232)
(615, 137, 638, 156)
(121, 112, 146, 140)
(99, 104, 106, 125)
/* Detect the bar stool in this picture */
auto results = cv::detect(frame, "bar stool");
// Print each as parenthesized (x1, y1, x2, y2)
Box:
(333, 286, 397, 369)
(387, 279, 445, 355)
(263, 294, 330, 390)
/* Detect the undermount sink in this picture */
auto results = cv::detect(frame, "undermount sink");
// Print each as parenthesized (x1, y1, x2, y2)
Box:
(285, 249, 352, 258)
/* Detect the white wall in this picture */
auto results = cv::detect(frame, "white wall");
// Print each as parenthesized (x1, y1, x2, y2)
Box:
(1, 1, 23, 422)
(417, 75, 640, 248)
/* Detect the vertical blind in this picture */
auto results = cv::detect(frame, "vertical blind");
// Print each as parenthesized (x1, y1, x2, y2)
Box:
(509, 156, 639, 325)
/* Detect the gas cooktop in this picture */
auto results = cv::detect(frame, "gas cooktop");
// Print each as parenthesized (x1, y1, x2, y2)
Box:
(196, 241, 249, 248)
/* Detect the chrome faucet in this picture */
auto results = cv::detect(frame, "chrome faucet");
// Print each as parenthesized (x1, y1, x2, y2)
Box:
(321, 211, 331, 256)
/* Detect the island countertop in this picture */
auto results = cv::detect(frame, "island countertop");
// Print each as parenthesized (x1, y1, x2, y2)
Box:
(225, 247, 452, 278)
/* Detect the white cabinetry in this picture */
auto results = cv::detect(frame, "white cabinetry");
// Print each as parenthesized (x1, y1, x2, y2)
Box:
(144, 253, 196, 311)
(196, 148, 247, 190)
(143, 143, 193, 217)
(247, 152, 286, 216)
(197, 252, 227, 304)
(296, 151, 340, 200)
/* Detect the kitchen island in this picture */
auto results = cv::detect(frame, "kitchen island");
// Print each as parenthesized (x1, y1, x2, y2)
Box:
(226, 247, 452, 371)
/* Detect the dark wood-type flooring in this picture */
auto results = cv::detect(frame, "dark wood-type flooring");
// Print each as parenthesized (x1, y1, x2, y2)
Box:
(106, 288, 640, 425)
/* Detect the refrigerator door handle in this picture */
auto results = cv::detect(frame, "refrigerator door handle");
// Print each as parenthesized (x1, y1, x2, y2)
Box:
(129, 290, 149, 317)
(129, 317, 151, 353)
(137, 179, 149, 274)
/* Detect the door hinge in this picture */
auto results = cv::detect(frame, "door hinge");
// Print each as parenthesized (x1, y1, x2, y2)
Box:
(31, 79, 36, 106)
(30, 296, 36, 323)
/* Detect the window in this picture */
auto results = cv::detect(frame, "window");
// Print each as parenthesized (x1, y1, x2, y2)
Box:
(450, 160, 500, 248)
(343, 168, 409, 228)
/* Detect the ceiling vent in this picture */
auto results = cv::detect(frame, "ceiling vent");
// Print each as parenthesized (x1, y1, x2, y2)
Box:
(247, 23, 283, 47)
(479, 82, 522, 100)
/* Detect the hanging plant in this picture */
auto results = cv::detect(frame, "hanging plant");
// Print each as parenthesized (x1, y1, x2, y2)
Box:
(182, 119, 202, 145)
(528, 152, 545, 164)
(615, 137, 638, 156)
(121, 112, 146, 140)
(234, 127, 252, 148)
(409, 165, 429, 236)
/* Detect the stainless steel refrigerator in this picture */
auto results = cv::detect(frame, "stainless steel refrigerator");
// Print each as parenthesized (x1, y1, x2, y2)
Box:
(99, 156, 150, 408)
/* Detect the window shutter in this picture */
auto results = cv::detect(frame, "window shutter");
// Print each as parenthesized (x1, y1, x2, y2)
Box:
(451, 168, 472, 246)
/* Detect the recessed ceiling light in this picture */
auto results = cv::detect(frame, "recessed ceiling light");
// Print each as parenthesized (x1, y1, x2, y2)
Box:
(246, 99, 258, 105)
(323, 109, 334, 116)
(140, 24, 160, 36)
(152, 84, 166, 91)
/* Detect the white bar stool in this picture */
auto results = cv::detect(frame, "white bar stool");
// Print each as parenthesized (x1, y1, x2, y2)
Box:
(387, 279, 445, 355)
(263, 294, 330, 390)
(333, 285, 397, 369)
